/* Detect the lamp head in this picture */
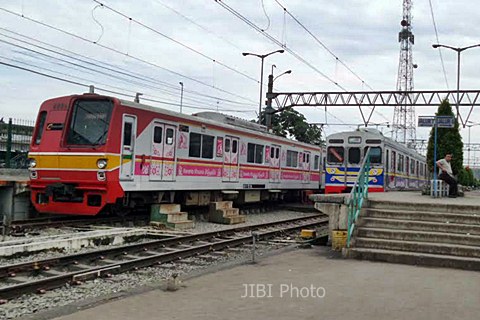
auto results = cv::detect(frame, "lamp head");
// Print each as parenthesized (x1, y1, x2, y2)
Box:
(285, 70, 292, 74)
(278, 49, 285, 53)
(242, 52, 249, 56)
(432, 44, 440, 48)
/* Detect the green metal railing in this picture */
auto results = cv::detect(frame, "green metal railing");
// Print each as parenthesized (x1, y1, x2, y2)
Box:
(346, 148, 371, 247)
(0, 118, 34, 168)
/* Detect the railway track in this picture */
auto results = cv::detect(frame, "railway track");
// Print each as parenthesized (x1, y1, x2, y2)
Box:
(0, 214, 327, 301)
(4, 215, 149, 235)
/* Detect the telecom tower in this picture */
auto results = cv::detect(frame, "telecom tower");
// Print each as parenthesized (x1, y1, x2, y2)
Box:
(392, 0, 417, 146)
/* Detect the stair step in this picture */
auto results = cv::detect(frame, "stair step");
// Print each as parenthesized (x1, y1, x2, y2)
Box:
(210, 201, 233, 210)
(365, 208, 480, 225)
(357, 227, 480, 247)
(368, 200, 480, 214)
(354, 237, 480, 258)
(347, 247, 480, 271)
(223, 215, 246, 225)
(166, 212, 189, 223)
(360, 217, 480, 235)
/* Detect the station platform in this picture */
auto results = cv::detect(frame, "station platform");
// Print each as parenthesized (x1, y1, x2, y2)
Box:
(45, 247, 480, 320)
(368, 190, 480, 207)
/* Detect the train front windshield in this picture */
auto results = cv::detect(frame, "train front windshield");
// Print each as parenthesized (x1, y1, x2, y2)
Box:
(66, 99, 113, 146)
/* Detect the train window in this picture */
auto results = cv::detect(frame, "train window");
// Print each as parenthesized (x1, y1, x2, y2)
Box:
(166, 128, 174, 145)
(348, 148, 361, 164)
(366, 147, 382, 164)
(328, 139, 344, 144)
(189, 133, 201, 157)
(348, 136, 362, 144)
(327, 147, 344, 164)
(286, 150, 298, 167)
(392, 151, 396, 171)
(153, 127, 162, 144)
(306, 153, 310, 163)
(303, 153, 306, 162)
(270, 146, 275, 158)
(232, 140, 238, 153)
(67, 99, 113, 145)
(365, 139, 382, 144)
(123, 123, 132, 146)
(314, 155, 320, 170)
(416, 161, 419, 176)
(189, 133, 214, 159)
(275, 148, 279, 159)
(225, 139, 231, 153)
(247, 143, 264, 164)
(398, 155, 404, 172)
(34, 111, 47, 145)
(406, 157, 410, 174)
(201, 135, 214, 158)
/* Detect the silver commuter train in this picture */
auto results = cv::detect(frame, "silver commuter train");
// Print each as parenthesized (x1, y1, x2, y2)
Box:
(324, 128, 427, 194)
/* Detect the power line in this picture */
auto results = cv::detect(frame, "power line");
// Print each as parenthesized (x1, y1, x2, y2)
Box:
(93, 1, 259, 83)
(273, 0, 372, 90)
(428, 0, 450, 89)
(214, 0, 345, 90)
(271, 0, 391, 123)
(153, 0, 243, 51)
(0, 32, 255, 110)
(214, 0, 391, 123)
(0, 6, 256, 104)
(0, 60, 253, 113)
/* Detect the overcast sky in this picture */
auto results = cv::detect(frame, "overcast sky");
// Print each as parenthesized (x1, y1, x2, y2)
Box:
(0, 0, 479, 162)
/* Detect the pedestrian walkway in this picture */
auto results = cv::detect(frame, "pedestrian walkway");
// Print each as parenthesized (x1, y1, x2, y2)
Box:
(49, 247, 480, 320)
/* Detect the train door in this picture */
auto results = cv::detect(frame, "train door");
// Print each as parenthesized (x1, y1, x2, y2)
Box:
(149, 122, 176, 181)
(223, 136, 239, 182)
(120, 115, 136, 181)
(303, 151, 311, 183)
(269, 145, 281, 183)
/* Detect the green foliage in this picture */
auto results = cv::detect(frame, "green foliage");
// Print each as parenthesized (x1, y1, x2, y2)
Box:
(261, 109, 324, 145)
(426, 99, 463, 175)
(458, 167, 476, 186)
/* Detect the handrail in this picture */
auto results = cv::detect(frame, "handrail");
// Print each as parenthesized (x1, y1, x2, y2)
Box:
(346, 147, 371, 247)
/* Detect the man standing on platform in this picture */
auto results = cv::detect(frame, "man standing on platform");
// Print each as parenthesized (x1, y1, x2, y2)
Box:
(436, 153, 458, 198)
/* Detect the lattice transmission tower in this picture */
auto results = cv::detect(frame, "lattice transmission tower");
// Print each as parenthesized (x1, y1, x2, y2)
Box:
(392, 0, 417, 146)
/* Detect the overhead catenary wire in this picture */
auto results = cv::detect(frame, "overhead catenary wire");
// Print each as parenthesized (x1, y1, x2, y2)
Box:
(214, 0, 391, 123)
(0, 60, 254, 114)
(428, 0, 449, 90)
(0, 7, 257, 104)
(0, 32, 255, 110)
(93, 0, 259, 83)
(1, 26, 254, 108)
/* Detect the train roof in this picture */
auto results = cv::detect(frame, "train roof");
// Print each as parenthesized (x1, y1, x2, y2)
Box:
(327, 128, 425, 160)
(76, 94, 321, 150)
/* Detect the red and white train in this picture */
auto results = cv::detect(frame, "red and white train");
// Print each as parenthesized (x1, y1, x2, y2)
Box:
(28, 93, 323, 215)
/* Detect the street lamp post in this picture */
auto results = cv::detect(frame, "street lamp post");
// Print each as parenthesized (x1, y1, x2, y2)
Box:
(432, 43, 480, 123)
(179, 82, 184, 113)
(242, 49, 285, 123)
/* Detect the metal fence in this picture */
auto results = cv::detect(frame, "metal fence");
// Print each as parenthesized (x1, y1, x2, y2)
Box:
(0, 118, 35, 169)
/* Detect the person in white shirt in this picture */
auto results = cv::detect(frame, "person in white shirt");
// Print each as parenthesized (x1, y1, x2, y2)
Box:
(436, 153, 458, 197)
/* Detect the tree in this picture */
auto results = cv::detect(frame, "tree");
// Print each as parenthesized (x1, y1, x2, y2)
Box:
(260, 109, 323, 145)
(426, 99, 463, 175)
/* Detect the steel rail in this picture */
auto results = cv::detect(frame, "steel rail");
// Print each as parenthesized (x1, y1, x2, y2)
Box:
(0, 214, 327, 300)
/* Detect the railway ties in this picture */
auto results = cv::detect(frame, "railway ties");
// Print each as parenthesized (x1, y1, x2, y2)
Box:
(0, 214, 328, 301)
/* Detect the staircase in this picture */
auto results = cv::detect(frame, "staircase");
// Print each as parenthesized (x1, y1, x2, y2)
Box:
(209, 201, 246, 225)
(347, 199, 480, 270)
(150, 204, 194, 230)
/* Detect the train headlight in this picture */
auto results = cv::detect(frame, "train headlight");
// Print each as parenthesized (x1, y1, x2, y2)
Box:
(28, 158, 37, 168)
(96, 159, 108, 169)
